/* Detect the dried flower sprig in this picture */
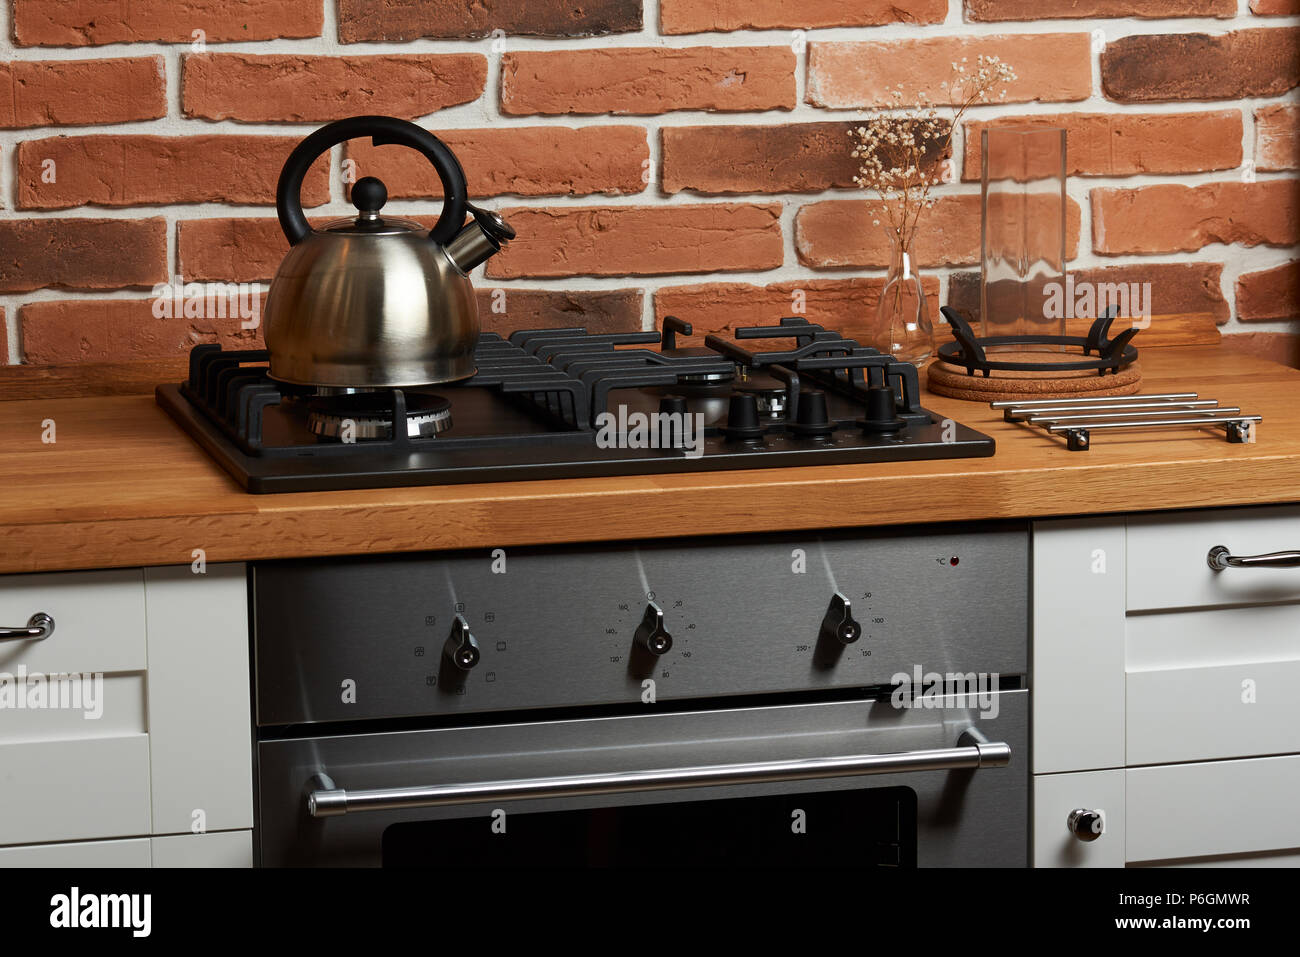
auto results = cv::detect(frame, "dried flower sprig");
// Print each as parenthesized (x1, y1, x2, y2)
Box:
(849, 54, 1019, 253)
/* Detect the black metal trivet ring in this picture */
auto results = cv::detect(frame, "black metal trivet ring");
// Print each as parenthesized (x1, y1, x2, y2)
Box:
(936, 306, 1140, 377)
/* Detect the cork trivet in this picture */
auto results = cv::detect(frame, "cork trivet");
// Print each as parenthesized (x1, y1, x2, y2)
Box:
(927, 351, 1142, 402)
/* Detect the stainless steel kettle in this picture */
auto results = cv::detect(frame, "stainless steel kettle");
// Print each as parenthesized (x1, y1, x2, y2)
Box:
(264, 115, 514, 388)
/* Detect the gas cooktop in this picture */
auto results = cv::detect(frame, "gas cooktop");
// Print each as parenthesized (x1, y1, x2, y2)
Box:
(156, 317, 994, 492)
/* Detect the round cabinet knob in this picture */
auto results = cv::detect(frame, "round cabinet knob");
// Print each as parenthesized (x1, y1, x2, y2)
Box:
(1066, 808, 1105, 842)
(820, 592, 861, 645)
(633, 601, 673, 656)
(442, 614, 480, 671)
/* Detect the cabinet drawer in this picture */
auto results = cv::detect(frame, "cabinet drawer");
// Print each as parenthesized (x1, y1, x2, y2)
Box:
(0, 569, 146, 675)
(1126, 755, 1300, 863)
(0, 673, 145, 747)
(1128, 507, 1300, 612)
(1128, 660, 1300, 765)
(0, 838, 151, 868)
(0, 734, 151, 845)
(150, 831, 253, 868)
(1033, 770, 1125, 868)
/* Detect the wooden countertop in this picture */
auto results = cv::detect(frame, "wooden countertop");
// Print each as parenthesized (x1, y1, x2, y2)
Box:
(1, 346, 1297, 574)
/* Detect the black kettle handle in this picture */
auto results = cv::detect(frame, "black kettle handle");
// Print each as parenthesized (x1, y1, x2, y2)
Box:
(276, 115, 468, 247)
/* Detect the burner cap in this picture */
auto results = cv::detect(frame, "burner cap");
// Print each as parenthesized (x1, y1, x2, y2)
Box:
(661, 345, 736, 387)
(678, 368, 736, 386)
(307, 391, 452, 441)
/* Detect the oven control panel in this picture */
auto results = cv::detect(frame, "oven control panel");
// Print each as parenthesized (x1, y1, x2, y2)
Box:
(253, 523, 1028, 725)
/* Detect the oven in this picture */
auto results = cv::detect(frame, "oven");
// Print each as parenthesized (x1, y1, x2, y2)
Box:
(253, 523, 1029, 867)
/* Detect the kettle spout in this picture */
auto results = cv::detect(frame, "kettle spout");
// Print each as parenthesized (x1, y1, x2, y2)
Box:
(446, 206, 515, 273)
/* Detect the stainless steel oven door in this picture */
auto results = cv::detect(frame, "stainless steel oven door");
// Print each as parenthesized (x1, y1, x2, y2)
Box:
(258, 691, 1028, 867)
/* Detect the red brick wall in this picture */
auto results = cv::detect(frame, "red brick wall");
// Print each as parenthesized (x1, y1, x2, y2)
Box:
(1, 1, 1297, 367)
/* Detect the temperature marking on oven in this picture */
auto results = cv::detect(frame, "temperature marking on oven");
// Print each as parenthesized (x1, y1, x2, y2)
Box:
(612, 597, 695, 679)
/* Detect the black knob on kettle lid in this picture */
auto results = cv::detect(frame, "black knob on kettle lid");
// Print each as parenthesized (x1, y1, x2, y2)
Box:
(351, 176, 388, 215)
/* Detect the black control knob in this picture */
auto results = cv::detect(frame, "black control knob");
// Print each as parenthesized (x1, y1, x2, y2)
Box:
(1066, 808, 1105, 842)
(657, 395, 689, 449)
(633, 601, 673, 656)
(442, 615, 480, 671)
(860, 384, 904, 433)
(722, 392, 764, 442)
(658, 394, 688, 416)
(791, 389, 834, 439)
(820, 592, 861, 645)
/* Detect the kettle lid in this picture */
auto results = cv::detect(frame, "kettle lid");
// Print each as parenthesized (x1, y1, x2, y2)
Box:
(322, 176, 423, 235)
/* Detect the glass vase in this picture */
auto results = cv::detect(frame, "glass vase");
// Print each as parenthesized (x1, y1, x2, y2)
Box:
(874, 229, 934, 366)
(980, 126, 1068, 350)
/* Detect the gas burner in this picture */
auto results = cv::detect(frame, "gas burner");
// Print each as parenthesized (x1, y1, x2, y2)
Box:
(660, 345, 737, 387)
(734, 376, 789, 417)
(678, 368, 736, 386)
(306, 391, 452, 441)
(314, 385, 379, 397)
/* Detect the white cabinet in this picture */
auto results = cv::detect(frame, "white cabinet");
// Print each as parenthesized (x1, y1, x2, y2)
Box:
(1128, 507, 1300, 611)
(1127, 756, 1300, 864)
(1035, 506, 1300, 867)
(0, 830, 253, 868)
(144, 565, 253, 835)
(1126, 657, 1300, 766)
(150, 831, 254, 867)
(0, 569, 153, 847)
(1034, 771, 1125, 868)
(0, 735, 152, 846)
(0, 838, 152, 868)
(0, 564, 252, 866)
(0, 569, 147, 675)
(1032, 520, 1125, 774)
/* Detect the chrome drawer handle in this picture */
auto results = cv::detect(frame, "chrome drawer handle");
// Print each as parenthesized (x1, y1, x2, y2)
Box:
(305, 727, 1011, 818)
(1207, 546, 1300, 571)
(0, 613, 55, 642)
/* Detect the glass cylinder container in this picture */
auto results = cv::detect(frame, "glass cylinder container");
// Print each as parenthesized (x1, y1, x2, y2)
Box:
(980, 127, 1067, 349)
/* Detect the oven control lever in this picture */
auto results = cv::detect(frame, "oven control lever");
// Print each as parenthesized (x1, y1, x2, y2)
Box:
(820, 592, 861, 645)
(1066, 808, 1105, 842)
(1207, 545, 1300, 571)
(634, 601, 673, 656)
(442, 615, 480, 671)
(304, 726, 1012, 818)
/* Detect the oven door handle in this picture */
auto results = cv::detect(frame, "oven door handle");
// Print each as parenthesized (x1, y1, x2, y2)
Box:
(305, 727, 1010, 818)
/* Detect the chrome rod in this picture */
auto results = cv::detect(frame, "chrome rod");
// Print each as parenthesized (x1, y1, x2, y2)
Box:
(1030, 407, 1241, 425)
(990, 392, 1198, 409)
(1015, 400, 1220, 418)
(0, 613, 54, 642)
(1208, 546, 1300, 571)
(306, 729, 1011, 818)
(1047, 415, 1261, 433)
